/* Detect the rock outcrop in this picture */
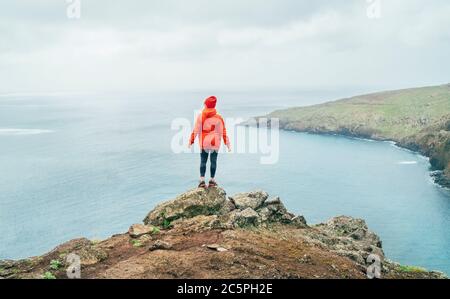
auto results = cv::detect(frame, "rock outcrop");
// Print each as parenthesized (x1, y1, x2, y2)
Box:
(143, 188, 307, 229)
(128, 224, 158, 238)
(160, 188, 384, 268)
(303, 216, 384, 266)
(143, 188, 228, 226)
(0, 188, 446, 279)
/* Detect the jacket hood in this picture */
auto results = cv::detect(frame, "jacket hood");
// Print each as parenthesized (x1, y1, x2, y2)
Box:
(202, 108, 217, 119)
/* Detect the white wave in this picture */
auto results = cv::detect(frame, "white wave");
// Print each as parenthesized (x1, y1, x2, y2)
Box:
(0, 128, 54, 136)
(385, 140, 398, 146)
(0, 91, 95, 98)
(397, 161, 418, 165)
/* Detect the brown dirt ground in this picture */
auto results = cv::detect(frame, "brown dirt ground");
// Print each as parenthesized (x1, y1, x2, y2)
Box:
(2, 221, 443, 279)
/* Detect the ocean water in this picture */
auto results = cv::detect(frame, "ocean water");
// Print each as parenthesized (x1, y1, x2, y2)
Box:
(0, 92, 449, 275)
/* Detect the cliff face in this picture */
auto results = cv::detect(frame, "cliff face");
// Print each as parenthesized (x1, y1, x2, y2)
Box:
(265, 84, 450, 188)
(1, 188, 446, 279)
(399, 121, 450, 187)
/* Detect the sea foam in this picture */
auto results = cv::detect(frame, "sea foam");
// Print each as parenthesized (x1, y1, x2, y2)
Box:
(0, 129, 54, 136)
(397, 161, 418, 165)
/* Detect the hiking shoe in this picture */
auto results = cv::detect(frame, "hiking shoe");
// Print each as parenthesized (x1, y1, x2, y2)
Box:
(208, 180, 218, 188)
(198, 181, 207, 189)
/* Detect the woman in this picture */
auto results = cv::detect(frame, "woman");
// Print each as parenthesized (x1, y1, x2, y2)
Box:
(189, 96, 231, 188)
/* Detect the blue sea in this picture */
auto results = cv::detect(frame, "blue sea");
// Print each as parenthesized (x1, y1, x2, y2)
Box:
(0, 91, 449, 275)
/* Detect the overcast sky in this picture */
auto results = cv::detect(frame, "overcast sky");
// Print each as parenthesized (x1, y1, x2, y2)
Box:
(0, 0, 449, 94)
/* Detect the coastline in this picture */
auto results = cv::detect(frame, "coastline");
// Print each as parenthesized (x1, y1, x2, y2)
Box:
(253, 84, 450, 189)
(281, 125, 449, 189)
(241, 114, 449, 189)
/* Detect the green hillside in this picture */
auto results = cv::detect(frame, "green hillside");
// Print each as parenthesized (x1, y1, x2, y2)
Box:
(267, 84, 450, 187)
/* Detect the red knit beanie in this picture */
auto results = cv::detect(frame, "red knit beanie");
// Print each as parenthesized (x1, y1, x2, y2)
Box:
(204, 96, 217, 109)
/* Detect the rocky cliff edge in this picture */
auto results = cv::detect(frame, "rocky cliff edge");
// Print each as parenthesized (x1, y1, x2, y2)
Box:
(0, 188, 446, 279)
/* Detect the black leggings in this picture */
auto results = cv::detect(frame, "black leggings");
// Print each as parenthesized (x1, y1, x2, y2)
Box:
(200, 150, 218, 178)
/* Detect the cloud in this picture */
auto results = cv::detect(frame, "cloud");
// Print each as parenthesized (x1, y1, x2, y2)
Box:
(0, 0, 449, 94)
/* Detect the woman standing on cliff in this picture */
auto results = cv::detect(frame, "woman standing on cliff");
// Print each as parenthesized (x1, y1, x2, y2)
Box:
(189, 96, 231, 188)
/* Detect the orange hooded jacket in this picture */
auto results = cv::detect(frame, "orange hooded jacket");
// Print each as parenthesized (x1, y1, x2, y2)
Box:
(190, 107, 230, 151)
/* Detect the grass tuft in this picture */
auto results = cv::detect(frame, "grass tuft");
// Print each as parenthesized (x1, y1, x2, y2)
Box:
(43, 271, 56, 279)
